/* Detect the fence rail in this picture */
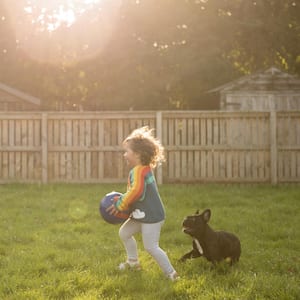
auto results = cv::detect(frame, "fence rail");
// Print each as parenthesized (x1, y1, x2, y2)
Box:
(0, 111, 299, 184)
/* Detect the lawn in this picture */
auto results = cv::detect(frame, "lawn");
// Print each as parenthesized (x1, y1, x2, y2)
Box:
(0, 184, 299, 300)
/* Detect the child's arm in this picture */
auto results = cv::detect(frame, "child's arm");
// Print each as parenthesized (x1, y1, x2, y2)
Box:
(115, 165, 149, 211)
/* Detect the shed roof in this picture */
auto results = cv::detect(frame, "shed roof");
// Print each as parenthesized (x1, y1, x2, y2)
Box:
(0, 82, 41, 106)
(209, 67, 300, 93)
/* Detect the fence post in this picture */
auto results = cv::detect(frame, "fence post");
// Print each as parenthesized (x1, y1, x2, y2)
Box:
(156, 111, 163, 184)
(41, 113, 48, 184)
(270, 111, 277, 185)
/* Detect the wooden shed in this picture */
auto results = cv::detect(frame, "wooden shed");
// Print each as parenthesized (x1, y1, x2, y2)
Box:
(0, 82, 41, 111)
(209, 67, 300, 111)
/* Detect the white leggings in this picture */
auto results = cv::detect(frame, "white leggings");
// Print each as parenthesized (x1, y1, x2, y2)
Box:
(119, 218, 175, 276)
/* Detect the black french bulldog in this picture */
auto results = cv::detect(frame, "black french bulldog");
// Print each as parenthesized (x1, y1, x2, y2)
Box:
(180, 209, 241, 265)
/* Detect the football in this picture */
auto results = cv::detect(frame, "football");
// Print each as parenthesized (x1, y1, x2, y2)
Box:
(99, 191, 130, 224)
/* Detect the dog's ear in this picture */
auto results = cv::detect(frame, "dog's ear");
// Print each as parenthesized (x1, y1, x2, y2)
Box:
(203, 209, 211, 223)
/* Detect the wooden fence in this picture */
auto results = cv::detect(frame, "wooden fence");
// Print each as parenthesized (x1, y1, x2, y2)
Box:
(0, 111, 299, 184)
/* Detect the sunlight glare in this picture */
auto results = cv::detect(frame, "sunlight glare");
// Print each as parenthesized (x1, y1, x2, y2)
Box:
(23, 0, 102, 32)
(4, 0, 121, 64)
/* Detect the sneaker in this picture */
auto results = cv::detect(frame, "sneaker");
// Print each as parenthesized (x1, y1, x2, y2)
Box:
(118, 260, 141, 271)
(168, 271, 180, 281)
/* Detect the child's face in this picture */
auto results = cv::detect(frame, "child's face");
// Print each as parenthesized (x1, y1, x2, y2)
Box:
(123, 142, 141, 168)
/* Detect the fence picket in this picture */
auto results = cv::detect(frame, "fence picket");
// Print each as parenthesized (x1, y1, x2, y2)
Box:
(0, 111, 299, 183)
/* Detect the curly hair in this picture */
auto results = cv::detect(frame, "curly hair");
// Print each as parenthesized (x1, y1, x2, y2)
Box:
(123, 126, 165, 169)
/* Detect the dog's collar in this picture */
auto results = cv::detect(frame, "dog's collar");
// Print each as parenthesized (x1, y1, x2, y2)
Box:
(194, 238, 203, 255)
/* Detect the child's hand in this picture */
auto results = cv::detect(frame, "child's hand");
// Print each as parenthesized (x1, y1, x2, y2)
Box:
(113, 195, 120, 203)
(106, 204, 119, 216)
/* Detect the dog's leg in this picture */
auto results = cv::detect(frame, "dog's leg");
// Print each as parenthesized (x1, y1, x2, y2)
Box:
(179, 250, 195, 261)
(179, 249, 202, 262)
(229, 256, 239, 265)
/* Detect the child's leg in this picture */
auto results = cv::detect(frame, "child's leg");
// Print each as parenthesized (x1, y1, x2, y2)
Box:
(119, 219, 141, 261)
(141, 221, 176, 276)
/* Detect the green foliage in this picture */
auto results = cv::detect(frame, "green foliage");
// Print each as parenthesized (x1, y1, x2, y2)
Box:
(0, 184, 299, 299)
(0, 0, 299, 110)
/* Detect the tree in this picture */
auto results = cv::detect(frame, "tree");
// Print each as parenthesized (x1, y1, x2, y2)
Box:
(0, 0, 299, 110)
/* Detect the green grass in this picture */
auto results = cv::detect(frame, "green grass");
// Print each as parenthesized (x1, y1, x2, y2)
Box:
(0, 184, 299, 300)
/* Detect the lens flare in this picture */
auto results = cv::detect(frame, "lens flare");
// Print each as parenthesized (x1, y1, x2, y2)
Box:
(4, 0, 122, 64)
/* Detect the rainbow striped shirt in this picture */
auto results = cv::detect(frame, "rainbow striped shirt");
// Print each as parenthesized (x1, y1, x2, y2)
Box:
(115, 165, 165, 223)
